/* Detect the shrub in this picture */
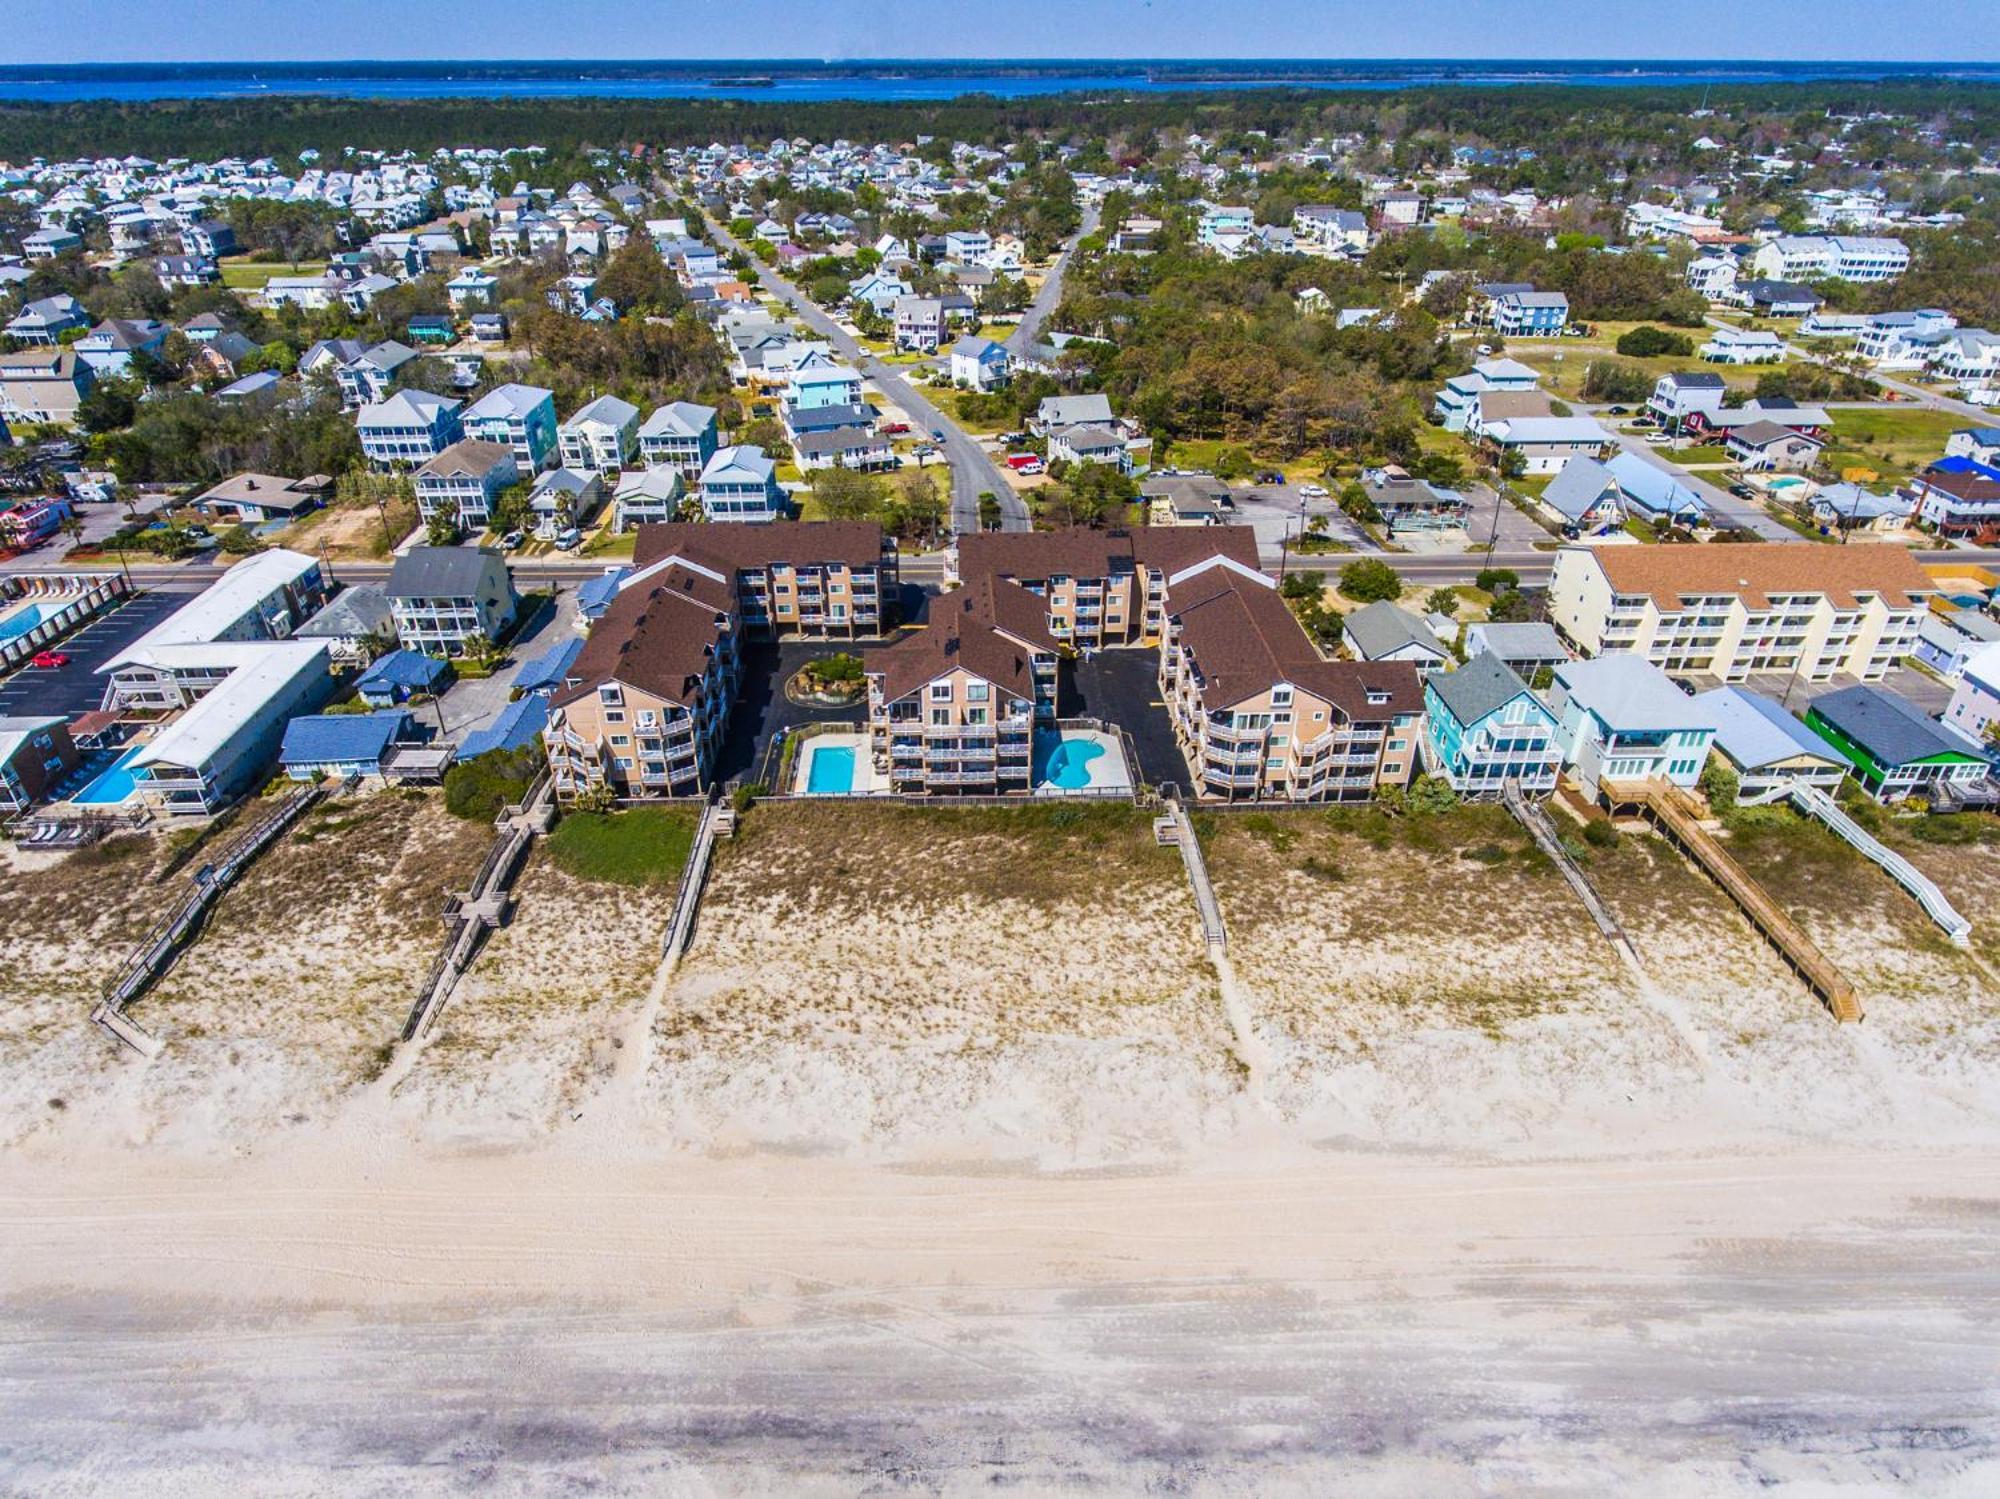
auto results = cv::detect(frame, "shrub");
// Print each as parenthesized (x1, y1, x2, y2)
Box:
(1582, 818, 1619, 848)
(442, 743, 542, 822)
(1700, 759, 1739, 812)
(1338, 558, 1402, 604)
(1615, 325, 1694, 358)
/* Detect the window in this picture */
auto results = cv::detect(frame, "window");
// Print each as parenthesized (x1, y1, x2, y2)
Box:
(930, 708, 951, 726)
(930, 683, 953, 701)
(965, 682, 989, 703)
(604, 710, 626, 724)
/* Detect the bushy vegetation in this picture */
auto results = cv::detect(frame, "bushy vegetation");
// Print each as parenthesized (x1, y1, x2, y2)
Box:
(546, 806, 699, 887)
(442, 743, 543, 822)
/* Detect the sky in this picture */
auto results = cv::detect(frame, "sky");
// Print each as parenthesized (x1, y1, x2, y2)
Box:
(6, 1, 1996, 66)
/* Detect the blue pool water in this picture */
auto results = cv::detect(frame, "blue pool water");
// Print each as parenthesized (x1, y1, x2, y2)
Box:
(1038, 736, 1106, 790)
(71, 746, 145, 806)
(0, 602, 51, 642)
(805, 744, 858, 794)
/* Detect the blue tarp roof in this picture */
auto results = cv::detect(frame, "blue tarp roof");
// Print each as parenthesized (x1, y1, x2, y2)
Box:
(357, 649, 450, 693)
(511, 637, 583, 696)
(458, 696, 547, 759)
(280, 709, 411, 766)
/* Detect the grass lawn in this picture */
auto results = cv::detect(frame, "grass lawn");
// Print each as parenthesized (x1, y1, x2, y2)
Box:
(546, 806, 699, 887)
(1675, 444, 1732, 464)
(1510, 345, 1784, 396)
(219, 258, 326, 290)
(580, 528, 637, 560)
(931, 388, 1009, 435)
(1821, 408, 1963, 486)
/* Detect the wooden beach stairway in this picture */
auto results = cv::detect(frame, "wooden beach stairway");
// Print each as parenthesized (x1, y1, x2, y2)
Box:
(1156, 792, 1226, 953)
(1606, 778, 1863, 1023)
(92, 784, 324, 1054)
(1737, 781, 1972, 946)
(399, 771, 556, 1043)
(1501, 782, 1642, 966)
(660, 793, 733, 970)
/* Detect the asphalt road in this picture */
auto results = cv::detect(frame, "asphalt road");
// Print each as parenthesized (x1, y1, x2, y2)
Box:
(1006, 203, 1099, 356)
(701, 214, 1030, 536)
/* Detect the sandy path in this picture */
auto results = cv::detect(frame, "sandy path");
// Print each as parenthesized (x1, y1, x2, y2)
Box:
(1, 1139, 1997, 1494)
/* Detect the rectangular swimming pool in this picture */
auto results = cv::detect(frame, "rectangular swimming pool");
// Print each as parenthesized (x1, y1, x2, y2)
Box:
(71, 745, 146, 806)
(805, 743, 857, 794)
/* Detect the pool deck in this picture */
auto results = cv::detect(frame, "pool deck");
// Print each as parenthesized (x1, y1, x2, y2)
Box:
(1033, 729, 1132, 794)
(793, 731, 887, 796)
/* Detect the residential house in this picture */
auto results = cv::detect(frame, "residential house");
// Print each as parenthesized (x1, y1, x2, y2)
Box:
(413, 440, 520, 531)
(949, 337, 1010, 391)
(0, 496, 71, 551)
(1293, 205, 1371, 254)
(1481, 416, 1609, 475)
(1904, 459, 2000, 540)
(1433, 357, 1540, 432)
(1601, 451, 1708, 527)
(1421, 652, 1563, 796)
(1363, 470, 1469, 532)
(462, 383, 559, 473)
(1943, 641, 2000, 745)
(383, 546, 517, 657)
(795, 425, 895, 472)
(892, 295, 946, 353)
(1805, 685, 1990, 803)
(4, 295, 88, 345)
(446, 268, 498, 308)
(1914, 607, 2000, 678)
(1343, 600, 1451, 673)
(334, 340, 420, 407)
(527, 468, 603, 540)
(1810, 482, 1910, 533)
(1461, 621, 1570, 679)
(865, 578, 1057, 794)
(1728, 279, 1824, 317)
(1143, 473, 1234, 528)
(1751, 235, 1909, 283)
(294, 586, 397, 665)
(1945, 428, 2000, 468)
(190, 472, 332, 525)
(1489, 290, 1569, 337)
(356, 389, 463, 469)
(1694, 686, 1849, 797)
(1699, 327, 1785, 364)
(557, 394, 640, 474)
(630, 520, 898, 639)
(783, 353, 864, 414)
(1549, 655, 1719, 800)
(355, 649, 453, 706)
(1159, 557, 1424, 801)
(279, 710, 420, 782)
(612, 466, 686, 531)
(545, 558, 741, 800)
(1646, 371, 1727, 431)
(1725, 420, 1825, 472)
(0, 716, 79, 813)
(637, 400, 720, 478)
(406, 314, 454, 347)
(74, 318, 168, 377)
(21, 227, 82, 261)
(698, 444, 785, 522)
(1539, 456, 1627, 531)
(0, 348, 92, 428)
(1548, 542, 1931, 682)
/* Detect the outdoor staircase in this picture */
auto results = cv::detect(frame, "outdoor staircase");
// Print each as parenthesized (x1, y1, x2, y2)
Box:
(661, 793, 731, 969)
(1610, 779, 1863, 1023)
(1501, 782, 1637, 959)
(92, 784, 324, 1053)
(1739, 781, 1971, 946)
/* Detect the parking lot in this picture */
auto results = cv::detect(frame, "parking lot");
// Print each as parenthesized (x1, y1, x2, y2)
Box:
(1227, 485, 1377, 562)
(1067, 647, 1185, 789)
(0, 588, 193, 720)
(428, 588, 579, 744)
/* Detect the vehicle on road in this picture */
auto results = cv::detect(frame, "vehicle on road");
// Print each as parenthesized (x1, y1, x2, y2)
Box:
(1298, 483, 1329, 500)
(930, 429, 945, 442)
(29, 651, 70, 669)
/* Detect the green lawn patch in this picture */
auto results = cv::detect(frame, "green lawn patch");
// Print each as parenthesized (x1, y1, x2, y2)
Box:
(546, 806, 699, 887)
(1823, 407, 1963, 486)
(219, 258, 327, 289)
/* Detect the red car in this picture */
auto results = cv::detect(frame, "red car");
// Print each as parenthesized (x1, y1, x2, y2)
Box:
(1005, 454, 1046, 474)
(30, 651, 70, 669)
(877, 421, 911, 435)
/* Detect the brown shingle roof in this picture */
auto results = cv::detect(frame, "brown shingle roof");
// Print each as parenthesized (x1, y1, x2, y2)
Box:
(1584, 542, 1934, 611)
(957, 525, 1259, 584)
(631, 519, 886, 572)
(553, 567, 735, 710)
(869, 576, 1055, 704)
(416, 439, 516, 481)
(1165, 563, 1422, 719)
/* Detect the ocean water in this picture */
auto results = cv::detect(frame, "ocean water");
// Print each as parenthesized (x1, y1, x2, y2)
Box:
(0, 59, 1993, 104)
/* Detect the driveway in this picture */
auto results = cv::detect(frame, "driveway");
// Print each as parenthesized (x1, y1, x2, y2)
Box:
(1066, 647, 1185, 789)
(0, 588, 193, 720)
(701, 214, 1029, 538)
(430, 588, 576, 743)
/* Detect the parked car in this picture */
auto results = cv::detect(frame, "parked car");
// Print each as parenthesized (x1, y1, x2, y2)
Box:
(1256, 470, 1286, 486)
(878, 421, 911, 436)
(1006, 454, 1045, 475)
(29, 651, 69, 669)
(1607, 405, 1629, 415)
(553, 527, 582, 550)
(1631, 417, 1657, 429)
(1644, 432, 1673, 446)
(500, 530, 524, 550)
(1298, 483, 1329, 500)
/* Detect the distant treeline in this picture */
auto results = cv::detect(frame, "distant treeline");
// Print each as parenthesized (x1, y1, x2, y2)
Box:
(3, 82, 1999, 162)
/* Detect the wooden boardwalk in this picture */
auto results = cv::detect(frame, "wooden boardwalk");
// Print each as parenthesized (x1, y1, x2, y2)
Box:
(1607, 779, 1863, 1023)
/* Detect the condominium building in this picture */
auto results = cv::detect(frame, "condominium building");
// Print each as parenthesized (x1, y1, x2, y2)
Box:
(1157, 556, 1423, 801)
(1750, 235, 1909, 283)
(1548, 543, 1932, 684)
(545, 558, 741, 801)
(630, 520, 898, 638)
(864, 576, 1058, 794)
(950, 525, 1261, 649)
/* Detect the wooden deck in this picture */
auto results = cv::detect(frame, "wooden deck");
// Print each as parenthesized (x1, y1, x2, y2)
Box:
(1604, 779, 1863, 1024)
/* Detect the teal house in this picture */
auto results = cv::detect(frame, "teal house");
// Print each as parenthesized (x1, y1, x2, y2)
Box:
(1422, 652, 1563, 797)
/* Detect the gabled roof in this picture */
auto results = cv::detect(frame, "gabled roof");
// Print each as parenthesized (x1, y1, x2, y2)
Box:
(416, 439, 515, 482)
(1554, 655, 1715, 733)
(1809, 685, 1983, 768)
(279, 709, 412, 767)
(464, 382, 553, 421)
(384, 545, 505, 600)
(1343, 600, 1446, 661)
(1694, 686, 1845, 772)
(868, 575, 1055, 704)
(1429, 651, 1543, 727)
(357, 649, 450, 693)
(356, 389, 459, 428)
(637, 400, 717, 438)
(1543, 457, 1622, 521)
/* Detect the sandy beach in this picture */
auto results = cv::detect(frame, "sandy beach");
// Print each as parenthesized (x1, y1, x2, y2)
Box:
(4, 797, 2000, 1492)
